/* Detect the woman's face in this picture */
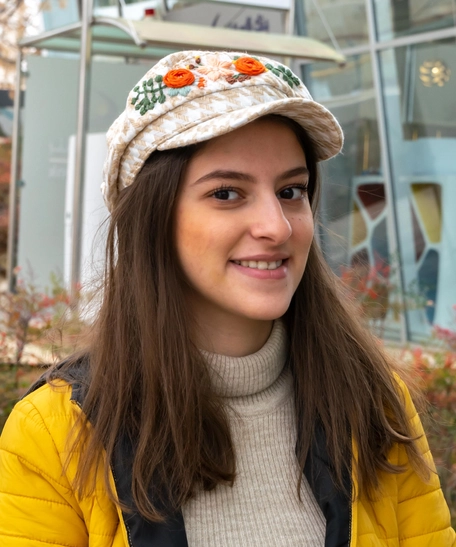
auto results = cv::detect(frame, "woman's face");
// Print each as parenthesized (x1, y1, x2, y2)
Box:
(175, 118, 314, 329)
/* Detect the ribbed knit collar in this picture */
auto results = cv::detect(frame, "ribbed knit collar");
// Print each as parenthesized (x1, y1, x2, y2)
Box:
(202, 321, 288, 398)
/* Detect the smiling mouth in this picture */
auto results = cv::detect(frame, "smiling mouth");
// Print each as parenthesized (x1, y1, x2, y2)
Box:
(231, 259, 285, 271)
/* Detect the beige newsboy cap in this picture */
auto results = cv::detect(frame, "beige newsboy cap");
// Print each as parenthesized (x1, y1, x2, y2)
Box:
(102, 50, 343, 211)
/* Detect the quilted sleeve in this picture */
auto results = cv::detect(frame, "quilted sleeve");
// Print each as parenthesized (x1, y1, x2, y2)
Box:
(395, 377, 456, 546)
(0, 391, 89, 547)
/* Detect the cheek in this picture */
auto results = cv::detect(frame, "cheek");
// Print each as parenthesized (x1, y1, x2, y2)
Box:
(176, 214, 208, 261)
(175, 208, 229, 281)
(291, 212, 314, 247)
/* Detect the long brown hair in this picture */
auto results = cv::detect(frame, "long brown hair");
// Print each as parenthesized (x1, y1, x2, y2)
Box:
(51, 115, 427, 521)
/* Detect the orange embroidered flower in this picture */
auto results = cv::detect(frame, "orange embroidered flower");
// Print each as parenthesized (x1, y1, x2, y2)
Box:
(163, 69, 195, 88)
(234, 57, 266, 76)
(198, 77, 206, 88)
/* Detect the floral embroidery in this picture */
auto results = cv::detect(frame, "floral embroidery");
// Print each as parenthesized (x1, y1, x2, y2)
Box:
(131, 54, 302, 116)
(167, 86, 192, 97)
(163, 68, 195, 88)
(197, 54, 234, 81)
(225, 74, 251, 85)
(131, 76, 166, 115)
(265, 63, 300, 88)
(234, 57, 266, 76)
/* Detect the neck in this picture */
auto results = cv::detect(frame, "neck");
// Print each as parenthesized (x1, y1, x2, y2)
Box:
(195, 314, 273, 357)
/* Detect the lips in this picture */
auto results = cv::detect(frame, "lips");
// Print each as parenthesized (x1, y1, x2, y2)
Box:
(232, 259, 283, 270)
(230, 258, 288, 280)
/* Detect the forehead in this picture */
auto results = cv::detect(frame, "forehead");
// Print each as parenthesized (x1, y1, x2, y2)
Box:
(190, 118, 307, 167)
(178, 120, 309, 196)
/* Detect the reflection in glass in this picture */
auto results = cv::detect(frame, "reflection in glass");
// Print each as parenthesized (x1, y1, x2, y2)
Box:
(301, 0, 368, 48)
(303, 54, 401, 339)
(380, 39, 456, 341)
(302, 54, 382, 269)
(374, 0, 456, 41)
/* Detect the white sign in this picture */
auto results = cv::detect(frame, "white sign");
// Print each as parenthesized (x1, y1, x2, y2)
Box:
(164, 2, 286, 33)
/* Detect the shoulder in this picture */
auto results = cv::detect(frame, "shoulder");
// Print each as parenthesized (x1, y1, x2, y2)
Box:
(391, 372, 428, 454)
(1, 354, 91, 462)
(1, 381, 80, 461)
(0, 369, 118, 544)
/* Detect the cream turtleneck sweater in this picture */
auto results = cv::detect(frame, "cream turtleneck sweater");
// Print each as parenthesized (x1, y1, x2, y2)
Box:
(182, 321, 326, 546)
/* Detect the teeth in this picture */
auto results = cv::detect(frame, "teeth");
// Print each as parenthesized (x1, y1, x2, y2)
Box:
(234, 260, 283, 270)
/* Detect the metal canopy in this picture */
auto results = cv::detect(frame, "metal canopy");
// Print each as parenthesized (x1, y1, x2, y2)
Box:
(20, 17, 346, 63)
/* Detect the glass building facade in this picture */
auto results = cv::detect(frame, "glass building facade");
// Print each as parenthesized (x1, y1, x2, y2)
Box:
(298, 0, 456, 344)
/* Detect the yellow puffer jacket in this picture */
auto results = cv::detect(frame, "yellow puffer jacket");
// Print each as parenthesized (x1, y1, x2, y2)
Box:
(0, 378, 454, 547)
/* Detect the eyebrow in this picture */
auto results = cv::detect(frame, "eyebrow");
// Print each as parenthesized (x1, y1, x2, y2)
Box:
(192, 166, 309, 186)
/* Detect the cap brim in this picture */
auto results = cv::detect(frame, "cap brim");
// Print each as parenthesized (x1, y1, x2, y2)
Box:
(156, 97, 343, 162)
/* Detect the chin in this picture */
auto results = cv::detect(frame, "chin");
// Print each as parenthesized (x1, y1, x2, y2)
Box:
(240, 303, 291, 322)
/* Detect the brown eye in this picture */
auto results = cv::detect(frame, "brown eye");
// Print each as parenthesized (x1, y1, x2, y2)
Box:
(212, 187, 239, 201)
(278, 186, 307, 200)
(214, 190, 231, 200)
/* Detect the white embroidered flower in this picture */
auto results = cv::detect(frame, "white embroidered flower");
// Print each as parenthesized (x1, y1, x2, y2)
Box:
(197, 55, 235, 81)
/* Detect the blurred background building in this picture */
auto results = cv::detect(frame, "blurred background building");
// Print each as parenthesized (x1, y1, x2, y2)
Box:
(4, 0, 456, 345)
(298, 0, 456, 343)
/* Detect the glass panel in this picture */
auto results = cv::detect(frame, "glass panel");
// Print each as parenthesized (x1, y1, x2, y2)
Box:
(300, 0, 369, 48)
(16, 54, 148, 288)
(17, 53, 79, 286)
(302, 54, 401, 341)
(40, 0, 80, 31)
(374, 0, 456, 42)
(379, 38, 456, 342)
(66, 57, 150, 287)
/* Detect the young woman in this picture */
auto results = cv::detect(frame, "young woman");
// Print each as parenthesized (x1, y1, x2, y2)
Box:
(0, 50, 454, 547)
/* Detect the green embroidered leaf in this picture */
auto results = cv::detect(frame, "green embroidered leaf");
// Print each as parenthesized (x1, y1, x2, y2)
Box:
(147, 78, 154, 86)
(265, 63, 273, 70)
(178, 86, 191, 96)
(158, 94, 166, 104)
(155, 75, 163, 83)
(133, 86, 139, 92)
(131, 97, 137, 105)
(271, 68, 281, 77)
(285, 69, 292, 77)
(284, 75, 295, 87)
(140, 106, 147, 115)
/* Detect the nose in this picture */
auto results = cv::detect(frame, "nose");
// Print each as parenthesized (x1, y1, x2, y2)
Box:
(249, 194, 292, 244)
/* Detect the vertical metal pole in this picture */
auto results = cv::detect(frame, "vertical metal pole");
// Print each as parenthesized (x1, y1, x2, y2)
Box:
(295, 0, 307, 37)
(365, 0, 409, 343)
(285, 0, 296, 35)
(71, 0, 93, 298)
(6, 51, 23, 292)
